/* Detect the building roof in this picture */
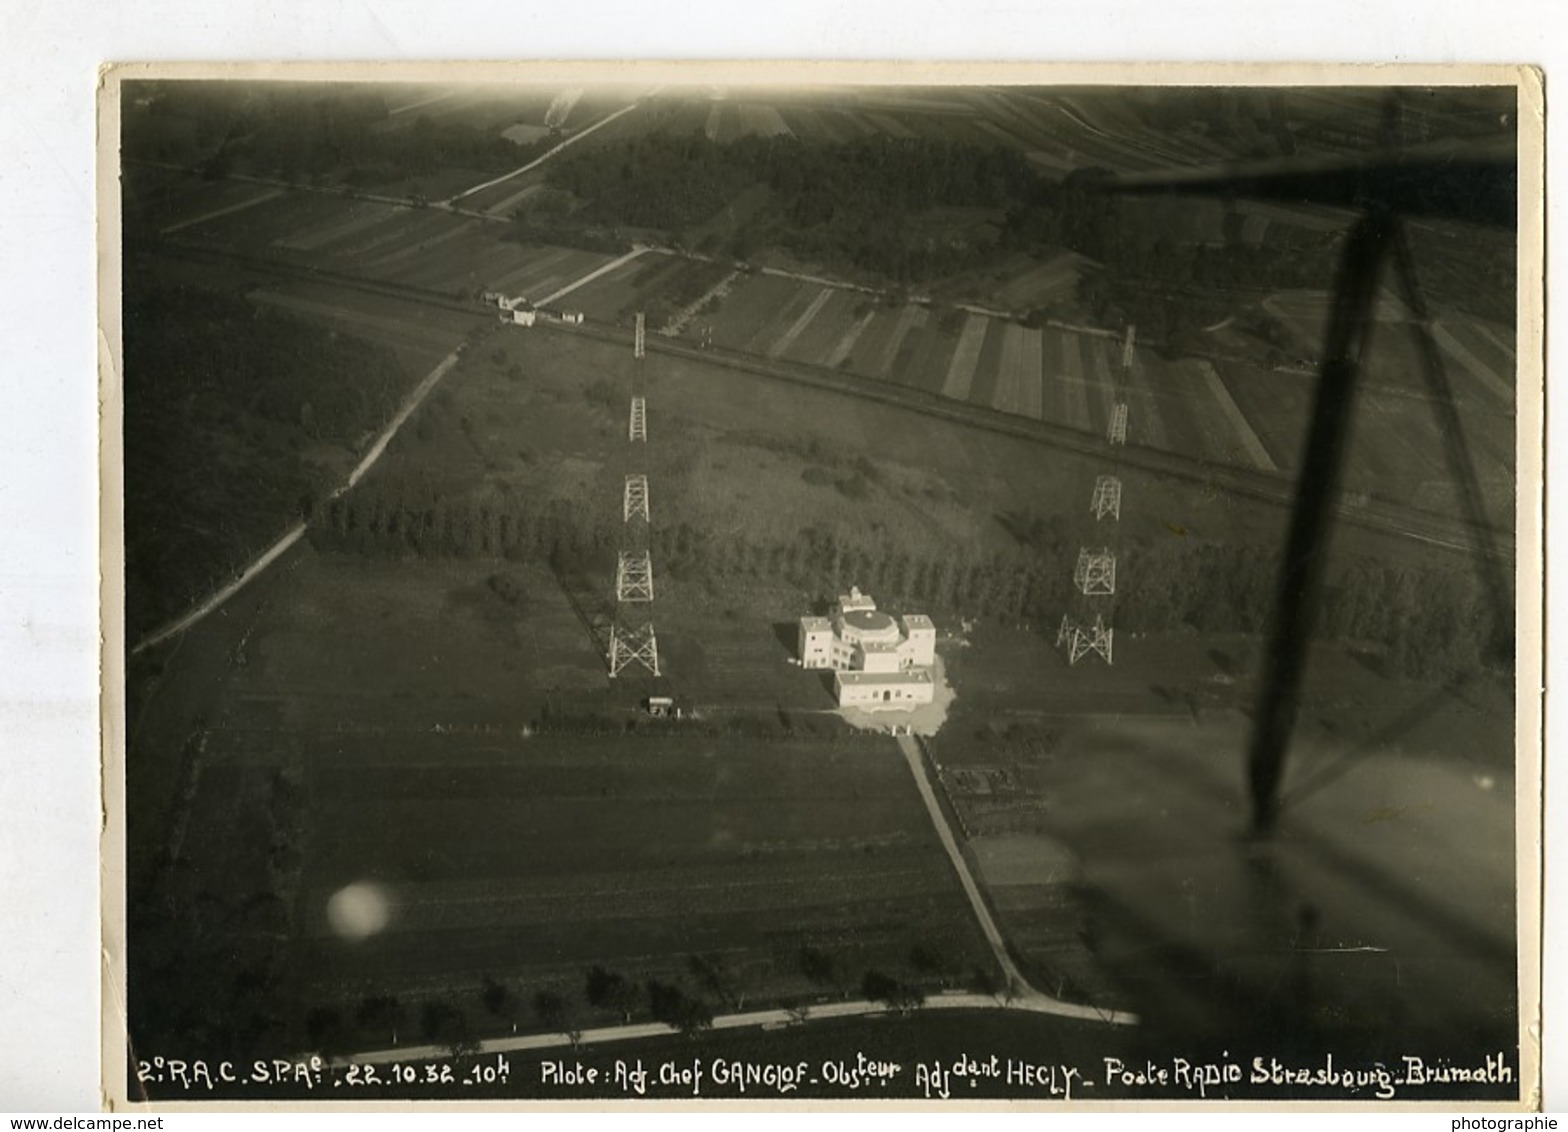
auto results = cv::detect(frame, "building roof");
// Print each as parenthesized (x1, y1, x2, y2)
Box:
(903, 614, 935, 630)
(841, 609, 896, 634)
(835, 670, 933, 686)
(799, 616, 832, 631)
(839, 586, 877, 612)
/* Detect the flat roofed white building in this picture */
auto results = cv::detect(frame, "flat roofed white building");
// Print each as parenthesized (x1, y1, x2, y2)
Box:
(797, 588, 937, 709)
(839, 586, 877, 614)
(798, 616, 834, 668)
(835, 669, 934, 708)
(901, 613, 936, 667)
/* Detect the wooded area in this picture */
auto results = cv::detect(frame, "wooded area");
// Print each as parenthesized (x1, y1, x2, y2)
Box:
(540, 130, 1036, 281)
(123, 279, 417, 640)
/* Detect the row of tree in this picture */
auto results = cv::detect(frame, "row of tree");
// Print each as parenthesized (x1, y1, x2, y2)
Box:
(305, 940, 968, 1065)
(305, 481, 1509, 681)
(538, 129, 1037, 282)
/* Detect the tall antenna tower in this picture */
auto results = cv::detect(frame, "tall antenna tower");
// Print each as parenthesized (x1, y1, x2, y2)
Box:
(1091, 474, 1123, 520)
(608, 311, 661, 678)
(1107, 401, 1129, 446)
(1057, 323, 1135, 666)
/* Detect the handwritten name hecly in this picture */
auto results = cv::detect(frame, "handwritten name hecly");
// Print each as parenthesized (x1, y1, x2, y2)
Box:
(916, 1055, 1078, 1100)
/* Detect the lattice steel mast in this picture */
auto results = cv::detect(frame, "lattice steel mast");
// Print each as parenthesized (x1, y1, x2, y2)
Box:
(1058, 322, 1135, 666)
(608, 311, 661, 677)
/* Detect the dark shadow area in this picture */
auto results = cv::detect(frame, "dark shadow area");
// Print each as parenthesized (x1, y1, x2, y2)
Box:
(771, 620, 800, 657)
(1082, 856, 1518, 1096)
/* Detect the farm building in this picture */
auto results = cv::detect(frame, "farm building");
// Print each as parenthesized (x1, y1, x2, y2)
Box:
(798, 587, 936, 709)
(488, 293, 537, 326)
(485, 292, 582, 327)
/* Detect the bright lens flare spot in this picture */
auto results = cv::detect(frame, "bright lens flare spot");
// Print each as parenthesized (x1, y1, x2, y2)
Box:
(326, 883, 390, 941)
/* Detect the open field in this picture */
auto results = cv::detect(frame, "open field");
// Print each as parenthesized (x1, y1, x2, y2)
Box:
(124, 165, 289, 234)
(245, 288, 468, 371)
(147, 198, 1519, 566)
(495, 323, 1490, 577)
(131, 153, 1519, 538)
(128, 547, 993, 1054)
(240, 280, 486, 370)
(157, 544, 989, 1007)
(565, 252, 734, 329)
(370, 88, 564, 135)
(129, 320, 1079, 1055)
(142, 170, 621, 301)
(600, 253, 1515, 531)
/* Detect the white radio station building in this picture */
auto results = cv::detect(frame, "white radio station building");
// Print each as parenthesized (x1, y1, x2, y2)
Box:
(798, 587, 936, 709)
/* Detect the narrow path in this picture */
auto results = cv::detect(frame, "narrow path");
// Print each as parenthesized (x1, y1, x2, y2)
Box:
(940, 314, 987, 400)
(766, 286, 834, 359)
(159, 187, 286, 236)
(131, 349, 465, 655)
(534, 246, 649, 307)
(1194, 359, 1278, 471)
(342, 990, 1131, 1067)
(894, 735, 1137, 1025)
(894, 735, 1027, 994)
(823, 306, 877, 369)
(444, 101, 644, 207)
(389, 90, 458, 117)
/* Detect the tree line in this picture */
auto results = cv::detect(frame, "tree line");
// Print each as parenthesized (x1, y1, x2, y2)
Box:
(306, 483, 1508, 682)
(303, 935, 978, 1065)
(540, 129, 1038, 282)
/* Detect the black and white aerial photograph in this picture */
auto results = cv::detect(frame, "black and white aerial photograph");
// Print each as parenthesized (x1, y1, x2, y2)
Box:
(102, 64, 1542, 1108)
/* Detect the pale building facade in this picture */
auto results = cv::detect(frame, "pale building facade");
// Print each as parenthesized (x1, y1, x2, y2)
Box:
(798, 587, 936, 709)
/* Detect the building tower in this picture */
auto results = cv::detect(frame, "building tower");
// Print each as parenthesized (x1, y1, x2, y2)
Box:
(608, 311, 661, 678)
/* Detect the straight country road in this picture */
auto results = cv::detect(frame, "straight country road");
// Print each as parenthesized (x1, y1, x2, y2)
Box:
(444, 100, 646, 208)
(130, 349, 465, 655)
(341, 989, 1134, 1068)
(894, 735, 1138, 1025)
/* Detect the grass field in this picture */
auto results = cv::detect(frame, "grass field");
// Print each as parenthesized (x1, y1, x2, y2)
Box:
(141, 170, 620, 301)
(163, 538, 989, 1004)
(245, 284, 479, 370)
(564, 253, 735, 329)
(131, 543, 994, 1049)
(290, 725, 986, 1007)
